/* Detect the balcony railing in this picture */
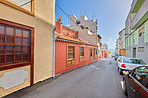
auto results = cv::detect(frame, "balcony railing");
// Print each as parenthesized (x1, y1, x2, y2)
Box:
(131, 0, 137, 13)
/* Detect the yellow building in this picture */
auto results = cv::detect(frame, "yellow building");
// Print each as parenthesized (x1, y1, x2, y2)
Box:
(119, 49, 126, 56)
(0, 0, 55, 97)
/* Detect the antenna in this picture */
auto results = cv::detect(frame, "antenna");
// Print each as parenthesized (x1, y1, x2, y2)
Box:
(57, 16, 62, 23)
(68, 11, 71, 16)
(68, 12, 71, 24)
(92, 14, 95, 19)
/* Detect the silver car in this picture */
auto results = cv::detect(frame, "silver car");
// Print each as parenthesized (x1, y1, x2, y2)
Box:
(118, 58, 146, 74)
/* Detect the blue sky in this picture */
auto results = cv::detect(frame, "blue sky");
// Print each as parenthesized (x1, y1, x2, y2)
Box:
(55, 0, 133, 50)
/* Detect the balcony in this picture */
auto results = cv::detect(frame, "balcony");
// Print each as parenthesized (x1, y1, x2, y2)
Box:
(131, 0, 148, 29)
(131, 0, 144, 13)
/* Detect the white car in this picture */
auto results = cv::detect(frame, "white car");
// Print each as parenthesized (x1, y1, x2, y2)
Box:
(116, 56, 126, 66)
(118, 58, 146, 74)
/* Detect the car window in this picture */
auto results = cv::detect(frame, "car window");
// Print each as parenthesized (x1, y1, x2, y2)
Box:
(123, 58, 146, 65)
(131, 67, 148, 87)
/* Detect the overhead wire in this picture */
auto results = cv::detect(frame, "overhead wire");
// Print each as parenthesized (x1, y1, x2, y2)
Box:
(55, 2, 98, 38)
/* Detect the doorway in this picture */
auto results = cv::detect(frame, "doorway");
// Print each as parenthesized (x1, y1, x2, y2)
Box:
(133, 48, 136, 58)
(93, 49, 95, 60)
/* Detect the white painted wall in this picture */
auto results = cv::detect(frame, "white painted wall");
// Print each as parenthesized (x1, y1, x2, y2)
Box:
(70, 15, 98, 33)
(68, 25, 98, 45)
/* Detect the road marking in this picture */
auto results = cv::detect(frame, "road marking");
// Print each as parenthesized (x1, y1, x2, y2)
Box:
(95, 68, 101, 70)
(121, 81, 124, 90)
(90, 66, 101, 70)
(90, 65, 95, 68)
(101, 59, 106, 60)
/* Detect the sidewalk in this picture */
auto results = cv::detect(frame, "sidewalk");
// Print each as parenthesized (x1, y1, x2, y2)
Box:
(4, 61, 99, 98)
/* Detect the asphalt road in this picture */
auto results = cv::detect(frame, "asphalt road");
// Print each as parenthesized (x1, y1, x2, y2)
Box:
(5, 57, 126, 98)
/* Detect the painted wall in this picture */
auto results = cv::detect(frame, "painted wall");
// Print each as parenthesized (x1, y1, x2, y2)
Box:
(0, 0, 54, 97)
(55, 41, 99, 75)
(0, 66, 30, 97)
(144, 20, 148, 42)
(120, 49, 126, 56)
(135, 29, 139, 45)
(55, 22, 78, 39)
(70, 15, 98, 33)
(101, 50, 105, 58)
(68, 26, 98, 45)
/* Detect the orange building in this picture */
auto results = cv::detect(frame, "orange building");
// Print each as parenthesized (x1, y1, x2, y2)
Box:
(55, 22, 100, 75)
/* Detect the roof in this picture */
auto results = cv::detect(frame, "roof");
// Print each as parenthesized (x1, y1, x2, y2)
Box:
(55, 33, 97, 47)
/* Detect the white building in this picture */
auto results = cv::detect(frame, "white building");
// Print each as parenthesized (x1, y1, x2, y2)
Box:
(70, 15, 98, 34)
(102, 44, 108, 51)
(68, 15, 101, 56)
(68, 15, 100, 45)
(118, 29, 126, 49)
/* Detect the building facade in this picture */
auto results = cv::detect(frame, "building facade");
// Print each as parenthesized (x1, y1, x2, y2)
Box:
(102, 44, 108, 58)
(0, 0, 55, 97)
(55, 22, 99, 75)
(117, 29, 126, 56)
(70, 15, 98, 33)
(68, 15, 102, 58)
(125, 0, 148, 64)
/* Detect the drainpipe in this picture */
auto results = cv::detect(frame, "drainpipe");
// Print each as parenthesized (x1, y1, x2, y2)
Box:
(52, 0, 55, 78)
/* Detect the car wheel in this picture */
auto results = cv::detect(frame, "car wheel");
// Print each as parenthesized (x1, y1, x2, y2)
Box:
(123, 80, 128, 96)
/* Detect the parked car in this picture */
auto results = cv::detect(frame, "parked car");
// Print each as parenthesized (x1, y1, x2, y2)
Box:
(116, 56, 126, 66)
(118, 58, 146, 74)
(114, 54, 122, 60)
(123, 66, 148, 98)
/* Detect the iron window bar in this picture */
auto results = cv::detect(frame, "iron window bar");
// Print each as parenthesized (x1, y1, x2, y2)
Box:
(20, 1, 31, 6)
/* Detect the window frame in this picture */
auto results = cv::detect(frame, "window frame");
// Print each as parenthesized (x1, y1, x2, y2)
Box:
(0, 0, 35, 16)
(93, 48, 95, 60)
(80, 46, 84, 62)
(139, 25, 144, 37)
(0, 19, 34, 72)
(90, 48, 92, 60)
(138, 47, 144, 52)
(67, 44, 75, 67)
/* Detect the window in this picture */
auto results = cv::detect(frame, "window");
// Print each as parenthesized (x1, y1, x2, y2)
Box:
(1, 0, 35, 15)
(96, 49, 97, 56)
(133, 33, 135, 40)
(67, 45, 75, 66)
(90, 48, 92, 60)
(0, 19, 34, 70)
(76, 21, 80, 25)
(123, 58, 146, 65)
(93, 48, 95, 59)
(80, 46, 84, 62)
(138, 47, 144, 52)
(139, 25, 144, 37)
(131, 67, 148, 88)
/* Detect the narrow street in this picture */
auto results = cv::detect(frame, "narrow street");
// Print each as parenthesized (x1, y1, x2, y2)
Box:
(5, 58, 126, 98)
